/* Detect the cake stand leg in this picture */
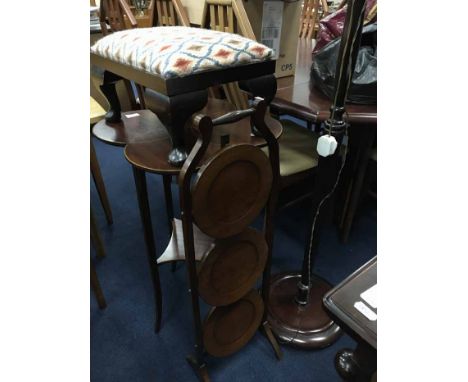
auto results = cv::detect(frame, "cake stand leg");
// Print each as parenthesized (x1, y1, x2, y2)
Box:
(261, 321, 283, 360)
(186, 355, 210, 382)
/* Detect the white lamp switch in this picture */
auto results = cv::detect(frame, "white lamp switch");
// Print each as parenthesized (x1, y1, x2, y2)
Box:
(317, 135, 338, 157)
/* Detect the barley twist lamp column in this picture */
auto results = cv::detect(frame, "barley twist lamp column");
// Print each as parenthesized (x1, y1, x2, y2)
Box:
(267, 0, 369, 348)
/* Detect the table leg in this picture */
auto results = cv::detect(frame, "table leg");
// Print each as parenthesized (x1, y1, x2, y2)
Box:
(340, 125, 376, 243)
(91, 260, 107, 310)
(335, 342, 377, 381)
(90, 210, 106, 259)
(132, 166, 163, 333)
(91, 140, 113, 225)
(162, 174, 177, 272)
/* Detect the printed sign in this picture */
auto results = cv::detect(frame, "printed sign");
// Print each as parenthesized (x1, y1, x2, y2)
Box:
(261, 1, 284, 60)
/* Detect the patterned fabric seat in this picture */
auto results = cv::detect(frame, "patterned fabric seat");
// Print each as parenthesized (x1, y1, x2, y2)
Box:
(91, 26, 274, 79)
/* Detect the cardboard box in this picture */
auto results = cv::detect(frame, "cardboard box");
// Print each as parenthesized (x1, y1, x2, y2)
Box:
(180, 0, 301, 78)
(180, 0, 204, 25)
(242, 0, 301, 78)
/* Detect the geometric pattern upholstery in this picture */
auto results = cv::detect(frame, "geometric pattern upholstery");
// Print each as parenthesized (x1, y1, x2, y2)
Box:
(91, 26, 274, 79)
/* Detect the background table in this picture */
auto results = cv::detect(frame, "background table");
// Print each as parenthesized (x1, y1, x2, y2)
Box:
(323, 256, 377, 381)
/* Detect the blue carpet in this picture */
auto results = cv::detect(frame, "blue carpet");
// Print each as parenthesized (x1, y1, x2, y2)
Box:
(91, 129, 376, 381)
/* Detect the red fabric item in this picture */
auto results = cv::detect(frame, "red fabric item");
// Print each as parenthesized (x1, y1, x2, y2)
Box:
(313, 0, 377, 54)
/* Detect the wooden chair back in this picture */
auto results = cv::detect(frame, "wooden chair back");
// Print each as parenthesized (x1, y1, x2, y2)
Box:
(99, 0, 138, 35)
(201, 0, 255, 39)
(154, 0, 190, 26)
(201, 0, 254, 109)
(299, 0, 329, 40)
(94, 1, 140, 110)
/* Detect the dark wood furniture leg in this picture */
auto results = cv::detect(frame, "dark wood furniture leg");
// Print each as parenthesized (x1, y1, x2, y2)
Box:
(148, 89, 209, 166)
(186, 355, 210, 382)
(132, 166, 163, 333)
(91, 140, 113, 225)
(91, 210, 106, 259)
(335, 342, 377, 382)
(91, 260, 107, 309)
(162, 174, 177, 272)
(100, 70, 123, 123)
(261, 321, 282, 360)
(251, 95, 283, 360)
(240, 74, 277, 105)
(340, 126, 376, 243)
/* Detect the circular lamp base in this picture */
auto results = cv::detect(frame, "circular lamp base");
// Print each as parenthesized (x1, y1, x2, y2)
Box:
(267, 272, 342, 349)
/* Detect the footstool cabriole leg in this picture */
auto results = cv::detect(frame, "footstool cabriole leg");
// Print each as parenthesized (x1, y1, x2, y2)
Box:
(151, 89, 209, 167)
(132, 166, 163, 333)
(100, 70, 123, 123)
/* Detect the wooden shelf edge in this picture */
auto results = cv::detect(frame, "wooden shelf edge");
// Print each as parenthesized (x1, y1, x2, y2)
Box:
(157, 218, 214, 264)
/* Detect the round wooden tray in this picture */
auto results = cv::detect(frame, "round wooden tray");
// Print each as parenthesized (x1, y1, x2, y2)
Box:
(124, 98, 283, 176)
(92, 110, 168, 147)
(198, 228, 267, 306)
(203, 289, 264, 358)
(192, 144, 272, 239)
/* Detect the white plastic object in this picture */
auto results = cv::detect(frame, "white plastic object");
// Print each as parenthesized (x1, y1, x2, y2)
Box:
(316, 135, 338, 157)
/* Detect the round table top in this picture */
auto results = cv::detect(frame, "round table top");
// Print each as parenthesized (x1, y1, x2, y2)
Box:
(92, 110, 168, 147)
(124, 99, 283, 175)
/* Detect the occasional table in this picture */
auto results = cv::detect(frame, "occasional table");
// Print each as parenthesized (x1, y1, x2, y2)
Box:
(323, 256, 377, 381)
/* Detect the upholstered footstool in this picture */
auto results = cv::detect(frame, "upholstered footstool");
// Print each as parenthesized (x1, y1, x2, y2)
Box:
(91, 26, 277, 166)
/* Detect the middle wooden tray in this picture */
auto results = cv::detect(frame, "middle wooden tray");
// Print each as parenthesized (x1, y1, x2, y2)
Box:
(197, 228, 268, 307)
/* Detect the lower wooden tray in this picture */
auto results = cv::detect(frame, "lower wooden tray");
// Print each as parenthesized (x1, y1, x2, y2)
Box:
(203, 289, 264, 357)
